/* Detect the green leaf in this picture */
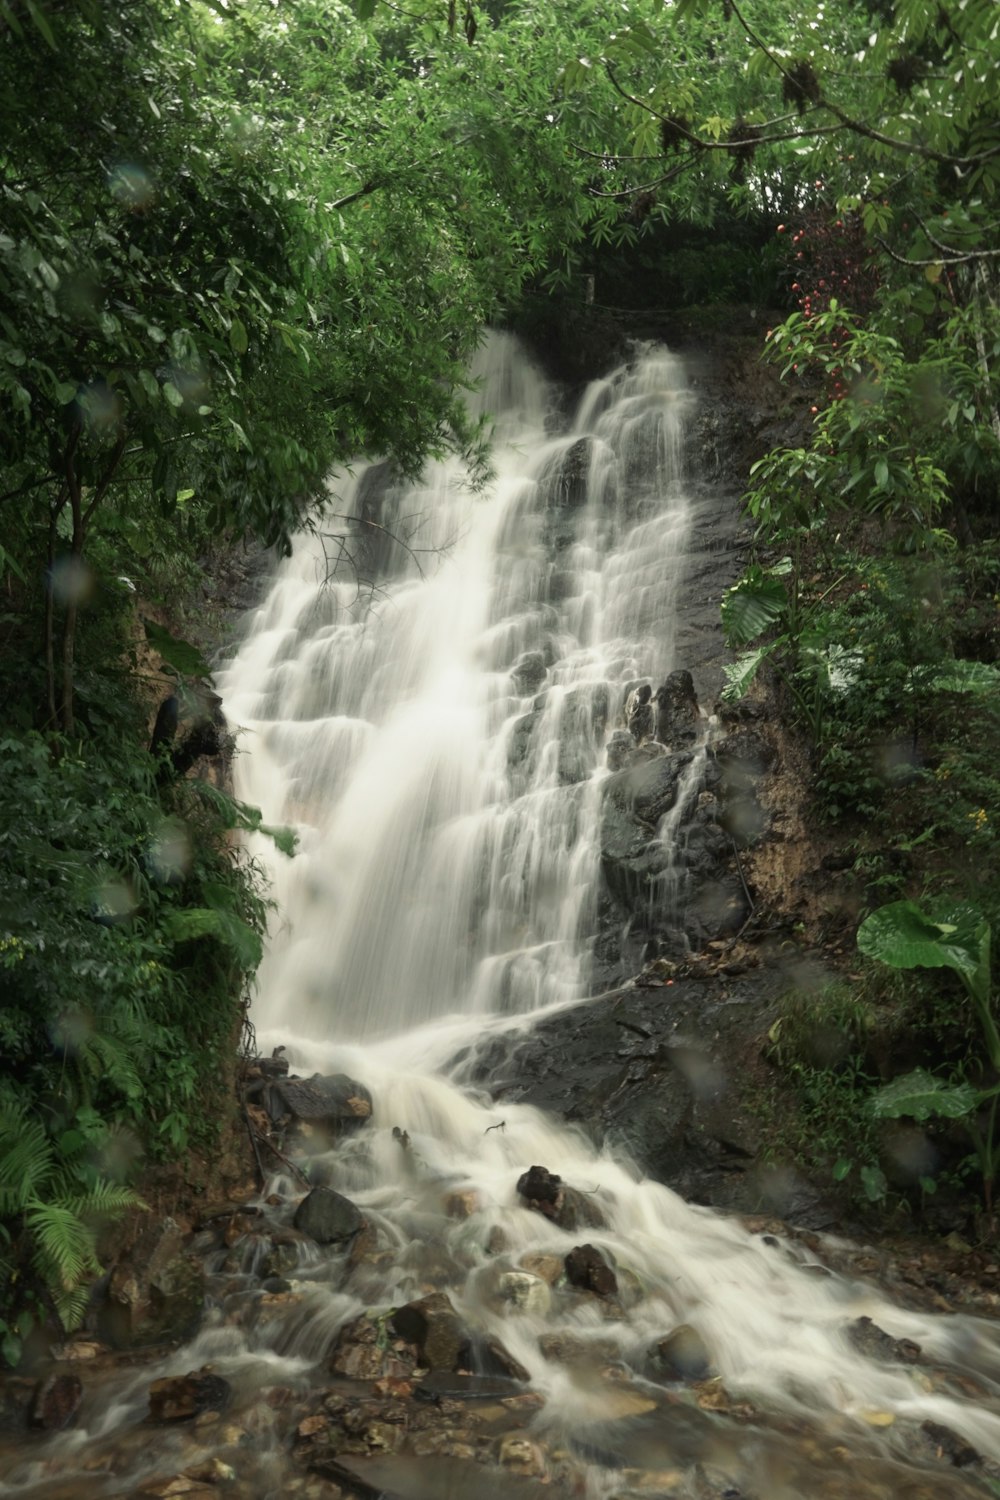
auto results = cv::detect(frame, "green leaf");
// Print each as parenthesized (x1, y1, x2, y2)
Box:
(720, 642, 776, 702)
(229, 316, 249, 355)
(871, 1069, 979, 1122)
(721, 571, 787, 646)
(922, 660, 1000, 695)
(832, 1157, 853, 1182)
(142, 620, 212, 679)
(857, 899, 990, 1002)
(162, 381, 184, 409)
(164, 907, 262, 970)
(860, 1164, 888, 1202)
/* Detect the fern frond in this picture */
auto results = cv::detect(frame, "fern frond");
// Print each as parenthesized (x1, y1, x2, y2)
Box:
(24, 1200, 97, 1287)
(65, 1183, 146, 1218)
(0, 1109, 53, 1213)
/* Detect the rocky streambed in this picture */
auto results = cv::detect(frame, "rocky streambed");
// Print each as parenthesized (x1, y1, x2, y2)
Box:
(6, 1044, 1000, 1500)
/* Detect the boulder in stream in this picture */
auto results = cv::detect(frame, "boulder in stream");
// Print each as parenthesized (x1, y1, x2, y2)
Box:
(293, 1186, 364, 1246)
(516, 1165, 606, 1231)
(564, 1244, 618, 1298)
(148, 1368, 231, 1422)
(263, 1072, 373, 1142)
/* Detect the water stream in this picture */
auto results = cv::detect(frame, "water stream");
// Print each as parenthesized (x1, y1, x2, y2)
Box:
(8, 333, 1000, 1498)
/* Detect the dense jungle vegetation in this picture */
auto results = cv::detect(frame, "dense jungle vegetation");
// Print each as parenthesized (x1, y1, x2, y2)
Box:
(0, 0, 998, 1361)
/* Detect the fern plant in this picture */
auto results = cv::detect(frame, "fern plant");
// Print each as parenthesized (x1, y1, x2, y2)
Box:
(0, 1097, 144, 1362)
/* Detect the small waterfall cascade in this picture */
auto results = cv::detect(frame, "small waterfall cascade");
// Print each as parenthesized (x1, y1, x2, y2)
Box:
(221, 331, 696, 1041)
(8, 334, 1000, 1500)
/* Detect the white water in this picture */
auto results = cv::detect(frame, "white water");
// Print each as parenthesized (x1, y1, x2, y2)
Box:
(213, 334, 1000, 1495)
(222, 331, 693, 1040)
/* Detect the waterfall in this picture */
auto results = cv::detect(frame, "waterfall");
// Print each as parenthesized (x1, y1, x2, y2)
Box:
(14, 334, 999, 1500)
(221, 331, 695, 1041)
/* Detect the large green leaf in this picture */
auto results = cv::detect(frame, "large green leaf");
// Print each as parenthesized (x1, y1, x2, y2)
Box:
(720, 642, 777, 702)
(857, 900, 990, 1004)
(920, 660, 1000, 695)
(871, 1069, 979, 1122)
(720, 571, 788, 647)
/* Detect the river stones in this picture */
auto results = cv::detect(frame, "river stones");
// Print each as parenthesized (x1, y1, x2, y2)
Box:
(293, 1186, 364, 1245)
(329, 1313, 418, 1381)
(390, 1293, 528, 1380)
(846, 1316, 921, 1364)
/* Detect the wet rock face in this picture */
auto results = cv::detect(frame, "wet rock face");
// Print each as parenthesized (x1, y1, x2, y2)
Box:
(645, 1324, 713, 1383)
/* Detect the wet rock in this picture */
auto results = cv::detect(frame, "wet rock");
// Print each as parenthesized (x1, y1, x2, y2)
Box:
(0, 1377, 35, 1433)
(847, 1316, 921, 1364)
(516, 1165, 606, 1230)
(390, 1293, 467, 1371)
(100, 1218, 206, 1350)
(921, 1419, 980, 1467)
(498, 1433, 547, 1478)
(511, 651, 547, 694)
(646, 1324, 713, 1383)
(148, 1368, 231, 1422)
(491, 1270, 552, 1316)
(606, 729, 635, 772)
(329, 1313, 418, 1381)
(564, 1244, 618, 1298)
(293, 1187, 364, 1246)
(443, 1189, 480, 1220)
(29, 1372, 82, 1431)
(472, 1336, 531, 1382)
(485, 1225, 511, 1255)
(654, 669, 701, 747)
(265, 1073, 372, 1139)
(518, 1253, 564, 1285)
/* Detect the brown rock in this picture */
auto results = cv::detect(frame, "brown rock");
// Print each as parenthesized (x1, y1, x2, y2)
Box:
(564, 1244, 618, 1298)
(443, 1189, 480, 1219)
(518, 1253, 563, 1285)
(390, 1293, 466, 1372)
(30, 1373, 82, 1431)
(101, 1218, 206, 1349)
(148, 1369, 231, 1422)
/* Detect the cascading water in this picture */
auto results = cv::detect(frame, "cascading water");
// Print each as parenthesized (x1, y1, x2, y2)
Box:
(9, 334, 1000, 1500)
(222, 330, 696, 1039)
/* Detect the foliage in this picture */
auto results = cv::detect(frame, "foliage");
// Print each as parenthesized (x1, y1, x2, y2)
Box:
(0, 1094, 144, 1365)
(861, 900, 1000, 1209)
(0, 727, 281, 1350)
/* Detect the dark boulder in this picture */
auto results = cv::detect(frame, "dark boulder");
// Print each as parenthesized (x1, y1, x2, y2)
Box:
(264, 1073, 373, 1139)
(564, 1244, 618, 1298)
(293, 1187, 364, 1246)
